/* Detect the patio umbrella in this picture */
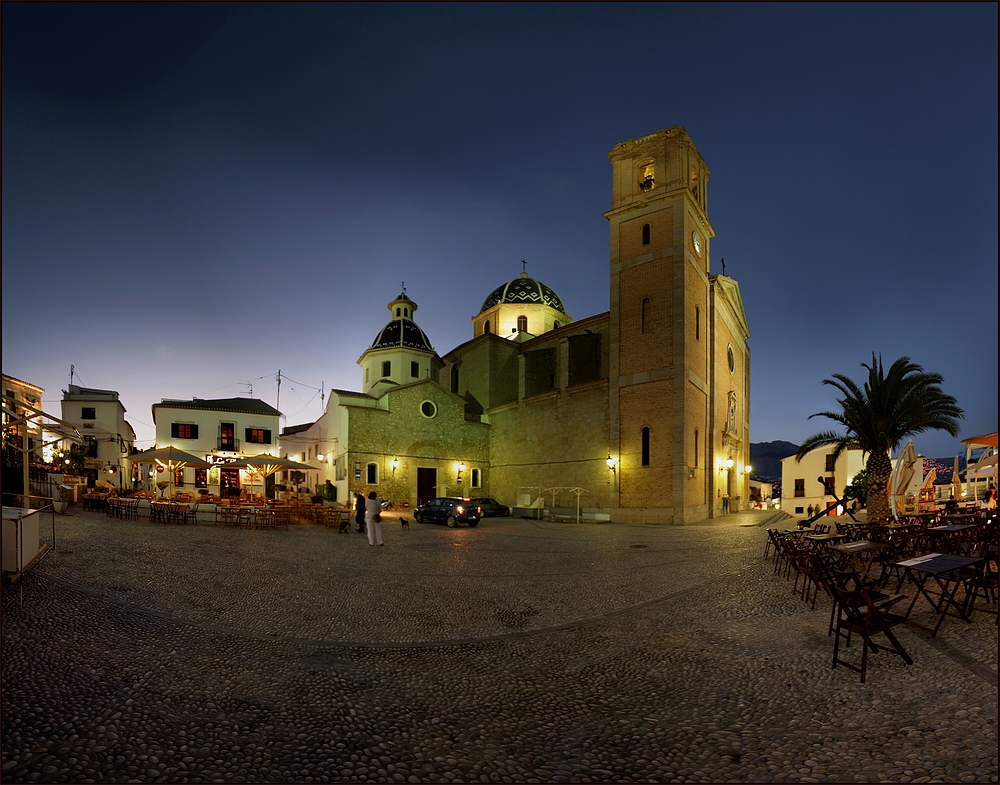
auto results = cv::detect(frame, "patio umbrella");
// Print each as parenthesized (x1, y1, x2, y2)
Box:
(129, 446, 212, 498)
(952, 455, 963, 501)
(888, 439, 917, 519)
(239, 453, 315, 497)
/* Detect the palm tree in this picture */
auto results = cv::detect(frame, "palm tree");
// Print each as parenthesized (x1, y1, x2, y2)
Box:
(796, 354, 963, 523)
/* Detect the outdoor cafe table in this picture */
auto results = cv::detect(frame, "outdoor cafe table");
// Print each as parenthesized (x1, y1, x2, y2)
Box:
(803, 532, 847, 551)
(830, 540, 885, 583)
(894, 552, 984, 636)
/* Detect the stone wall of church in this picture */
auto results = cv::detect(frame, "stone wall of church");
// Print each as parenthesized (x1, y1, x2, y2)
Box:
(617, 259, 675, 377)
(345, 382, 490, 509)
(618, 378, 675, 508)
(710, 290, 751, 514)
(487, 380, 612, 511)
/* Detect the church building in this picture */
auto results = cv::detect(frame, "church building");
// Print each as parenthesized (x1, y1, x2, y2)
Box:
(283, 127, 750, 523)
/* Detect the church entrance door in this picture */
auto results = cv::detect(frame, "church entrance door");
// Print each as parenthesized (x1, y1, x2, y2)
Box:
(417, 468, 437, 507)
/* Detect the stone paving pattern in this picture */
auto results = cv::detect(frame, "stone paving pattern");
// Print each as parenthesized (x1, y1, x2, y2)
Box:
(2, 508, 997, 783)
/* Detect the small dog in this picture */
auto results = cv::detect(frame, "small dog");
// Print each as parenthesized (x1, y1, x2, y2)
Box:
(400, 518, 410, 531)
(337, 514, 351, 534)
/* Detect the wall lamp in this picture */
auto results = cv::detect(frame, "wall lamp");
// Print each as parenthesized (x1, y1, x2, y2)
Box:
(391, 458, 400, 475)
(606, 455, 617, 474)
(457, 463, 466, 483)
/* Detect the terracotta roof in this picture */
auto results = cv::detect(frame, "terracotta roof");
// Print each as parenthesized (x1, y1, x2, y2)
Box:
(152, 397, 281, 421)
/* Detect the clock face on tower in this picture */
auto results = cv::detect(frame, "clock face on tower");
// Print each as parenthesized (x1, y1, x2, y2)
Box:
(691, 231, 703, 256)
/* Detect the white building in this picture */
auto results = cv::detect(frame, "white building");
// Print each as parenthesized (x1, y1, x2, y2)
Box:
(60, 385, 136, 489)
(782, 445, 925, 518)
(781, 446, 866, 518)
(148, 397, 282, 498)
(2, 374, 45, 464)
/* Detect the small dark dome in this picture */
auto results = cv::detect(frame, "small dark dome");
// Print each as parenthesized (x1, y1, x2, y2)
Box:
(479, 272, 566, 315)
(370, 319, 434, 352)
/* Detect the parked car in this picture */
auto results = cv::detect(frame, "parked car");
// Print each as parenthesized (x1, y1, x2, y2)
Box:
(469, 497, 510, 517)
(414, 497, 481, 527)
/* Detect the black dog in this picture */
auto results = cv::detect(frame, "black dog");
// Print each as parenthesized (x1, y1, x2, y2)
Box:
(400, 518, 410, 531)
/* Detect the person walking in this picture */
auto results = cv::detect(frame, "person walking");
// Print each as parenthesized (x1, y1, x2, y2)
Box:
(355, 492, 366, 533)
(365, 491, 384, 547)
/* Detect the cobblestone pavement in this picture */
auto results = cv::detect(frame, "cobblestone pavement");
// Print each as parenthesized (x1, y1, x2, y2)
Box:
(2, 508, 997, 783)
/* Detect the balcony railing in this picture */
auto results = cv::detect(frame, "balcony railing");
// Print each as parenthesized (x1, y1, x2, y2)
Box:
(217, 437, 240, 452)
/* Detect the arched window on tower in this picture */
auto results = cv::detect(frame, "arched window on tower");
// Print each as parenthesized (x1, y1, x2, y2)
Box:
(641, 427, 650, 466)
(382, 360, 391, 378)
(517, 315, 528, 333)
(451, 364, 460, 393)
(484, 320, 491, 335)
(694, 429, 699, 467)
(641, 297, 650, 333)
(642, 223, 650, 246)
(638, 159, 655, 191)
(695, 306, 700, 340)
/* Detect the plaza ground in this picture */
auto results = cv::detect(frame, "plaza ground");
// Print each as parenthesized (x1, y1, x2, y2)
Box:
(2, 508, 997, 782)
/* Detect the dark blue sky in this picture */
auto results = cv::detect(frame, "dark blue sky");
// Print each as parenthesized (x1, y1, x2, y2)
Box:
(3, 3, 996, 457)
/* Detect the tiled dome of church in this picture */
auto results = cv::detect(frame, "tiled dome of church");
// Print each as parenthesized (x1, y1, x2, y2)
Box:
(370, 319, 434, 352)
(479, 272, 566, 314)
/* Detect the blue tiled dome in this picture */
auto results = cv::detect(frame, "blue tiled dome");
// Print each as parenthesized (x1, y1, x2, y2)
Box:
(370, 319, 434, 352)
(479, 273, 566, 315)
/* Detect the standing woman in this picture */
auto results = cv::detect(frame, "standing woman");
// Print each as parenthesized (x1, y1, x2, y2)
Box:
(355, 492, 366, 533)
(365, 491, 384, 547)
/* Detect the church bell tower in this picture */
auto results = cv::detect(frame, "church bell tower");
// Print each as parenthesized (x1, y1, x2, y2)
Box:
(605, 127, 716, 523)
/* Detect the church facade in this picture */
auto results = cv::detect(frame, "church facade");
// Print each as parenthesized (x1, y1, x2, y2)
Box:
(283, 127, 750, 523)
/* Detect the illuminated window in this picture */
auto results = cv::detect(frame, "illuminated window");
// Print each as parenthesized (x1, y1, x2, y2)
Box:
(517, 315, 528, 332)
(174, 468, 184, 486)
(195, 468, 208, 488)
(382, 360, 391, 377)
(245, 428, 271, 444)
(641, 427, 650, 466)
(171, 423, 198, 439)
(642, 223, 650, 245)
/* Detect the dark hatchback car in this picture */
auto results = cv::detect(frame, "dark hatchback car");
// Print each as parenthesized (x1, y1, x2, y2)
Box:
(414, 497, 481, 527)
(469, 497, 510, 517)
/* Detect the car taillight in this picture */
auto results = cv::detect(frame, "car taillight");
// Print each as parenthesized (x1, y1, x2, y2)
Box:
(456, 505, 464, 514)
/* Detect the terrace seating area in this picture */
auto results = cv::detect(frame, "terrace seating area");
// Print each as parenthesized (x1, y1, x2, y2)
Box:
(767, 508, 998, 681)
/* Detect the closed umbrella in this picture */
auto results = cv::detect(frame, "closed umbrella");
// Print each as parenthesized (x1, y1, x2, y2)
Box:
(952, 455, 963, 502)
(888, 439, 917, 519)
(129, 446, 212, 498)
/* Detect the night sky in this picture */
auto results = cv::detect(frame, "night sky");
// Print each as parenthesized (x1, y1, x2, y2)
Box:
(3, 3, 996, 459)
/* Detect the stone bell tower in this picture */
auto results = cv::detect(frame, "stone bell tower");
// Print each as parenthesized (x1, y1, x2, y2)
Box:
(605, 126, 718, 523)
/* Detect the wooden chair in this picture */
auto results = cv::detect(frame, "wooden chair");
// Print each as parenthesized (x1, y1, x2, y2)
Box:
(831, 584, 912, 683)
(273, 508, 291, 530)
(255, 509, 276, 530)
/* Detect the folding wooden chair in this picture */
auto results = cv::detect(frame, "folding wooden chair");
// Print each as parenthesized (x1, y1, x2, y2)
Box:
(831, 584, 912, 683)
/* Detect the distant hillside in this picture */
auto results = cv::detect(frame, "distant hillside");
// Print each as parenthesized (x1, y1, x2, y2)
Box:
(750, 441, 799, 480)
